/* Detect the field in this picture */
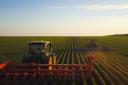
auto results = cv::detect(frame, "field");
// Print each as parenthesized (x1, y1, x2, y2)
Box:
(0, 36, 128, 85)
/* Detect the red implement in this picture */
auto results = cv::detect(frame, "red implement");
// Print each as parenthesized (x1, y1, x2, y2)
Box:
(0, 56, 95, 80)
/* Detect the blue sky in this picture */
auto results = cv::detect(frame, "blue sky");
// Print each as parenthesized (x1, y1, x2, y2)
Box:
(0, 0, 128, 36)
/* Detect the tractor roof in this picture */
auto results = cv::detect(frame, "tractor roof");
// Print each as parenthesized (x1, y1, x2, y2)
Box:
(29, 40, 51, 45)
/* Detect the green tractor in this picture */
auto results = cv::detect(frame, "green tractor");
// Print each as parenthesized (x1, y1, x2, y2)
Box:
(22, 41, 55, 64)
(86, 39, 98, 48)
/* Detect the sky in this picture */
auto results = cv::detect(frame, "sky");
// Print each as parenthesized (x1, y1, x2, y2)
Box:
(0, 0, 128, 36)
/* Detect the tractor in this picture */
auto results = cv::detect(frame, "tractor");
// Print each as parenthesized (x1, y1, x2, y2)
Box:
(22, 41, 56, 64)
(86, 39, 98, 48)
(0, 40, 95, 82)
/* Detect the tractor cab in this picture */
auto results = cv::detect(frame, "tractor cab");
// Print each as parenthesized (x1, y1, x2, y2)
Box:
(28, 41, 51, 55)
(22, 41, 53, 64)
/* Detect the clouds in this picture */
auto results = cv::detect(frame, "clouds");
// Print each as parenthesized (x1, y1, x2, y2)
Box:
(48, 3, 128, 11)
(78, 4, 128, 11)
